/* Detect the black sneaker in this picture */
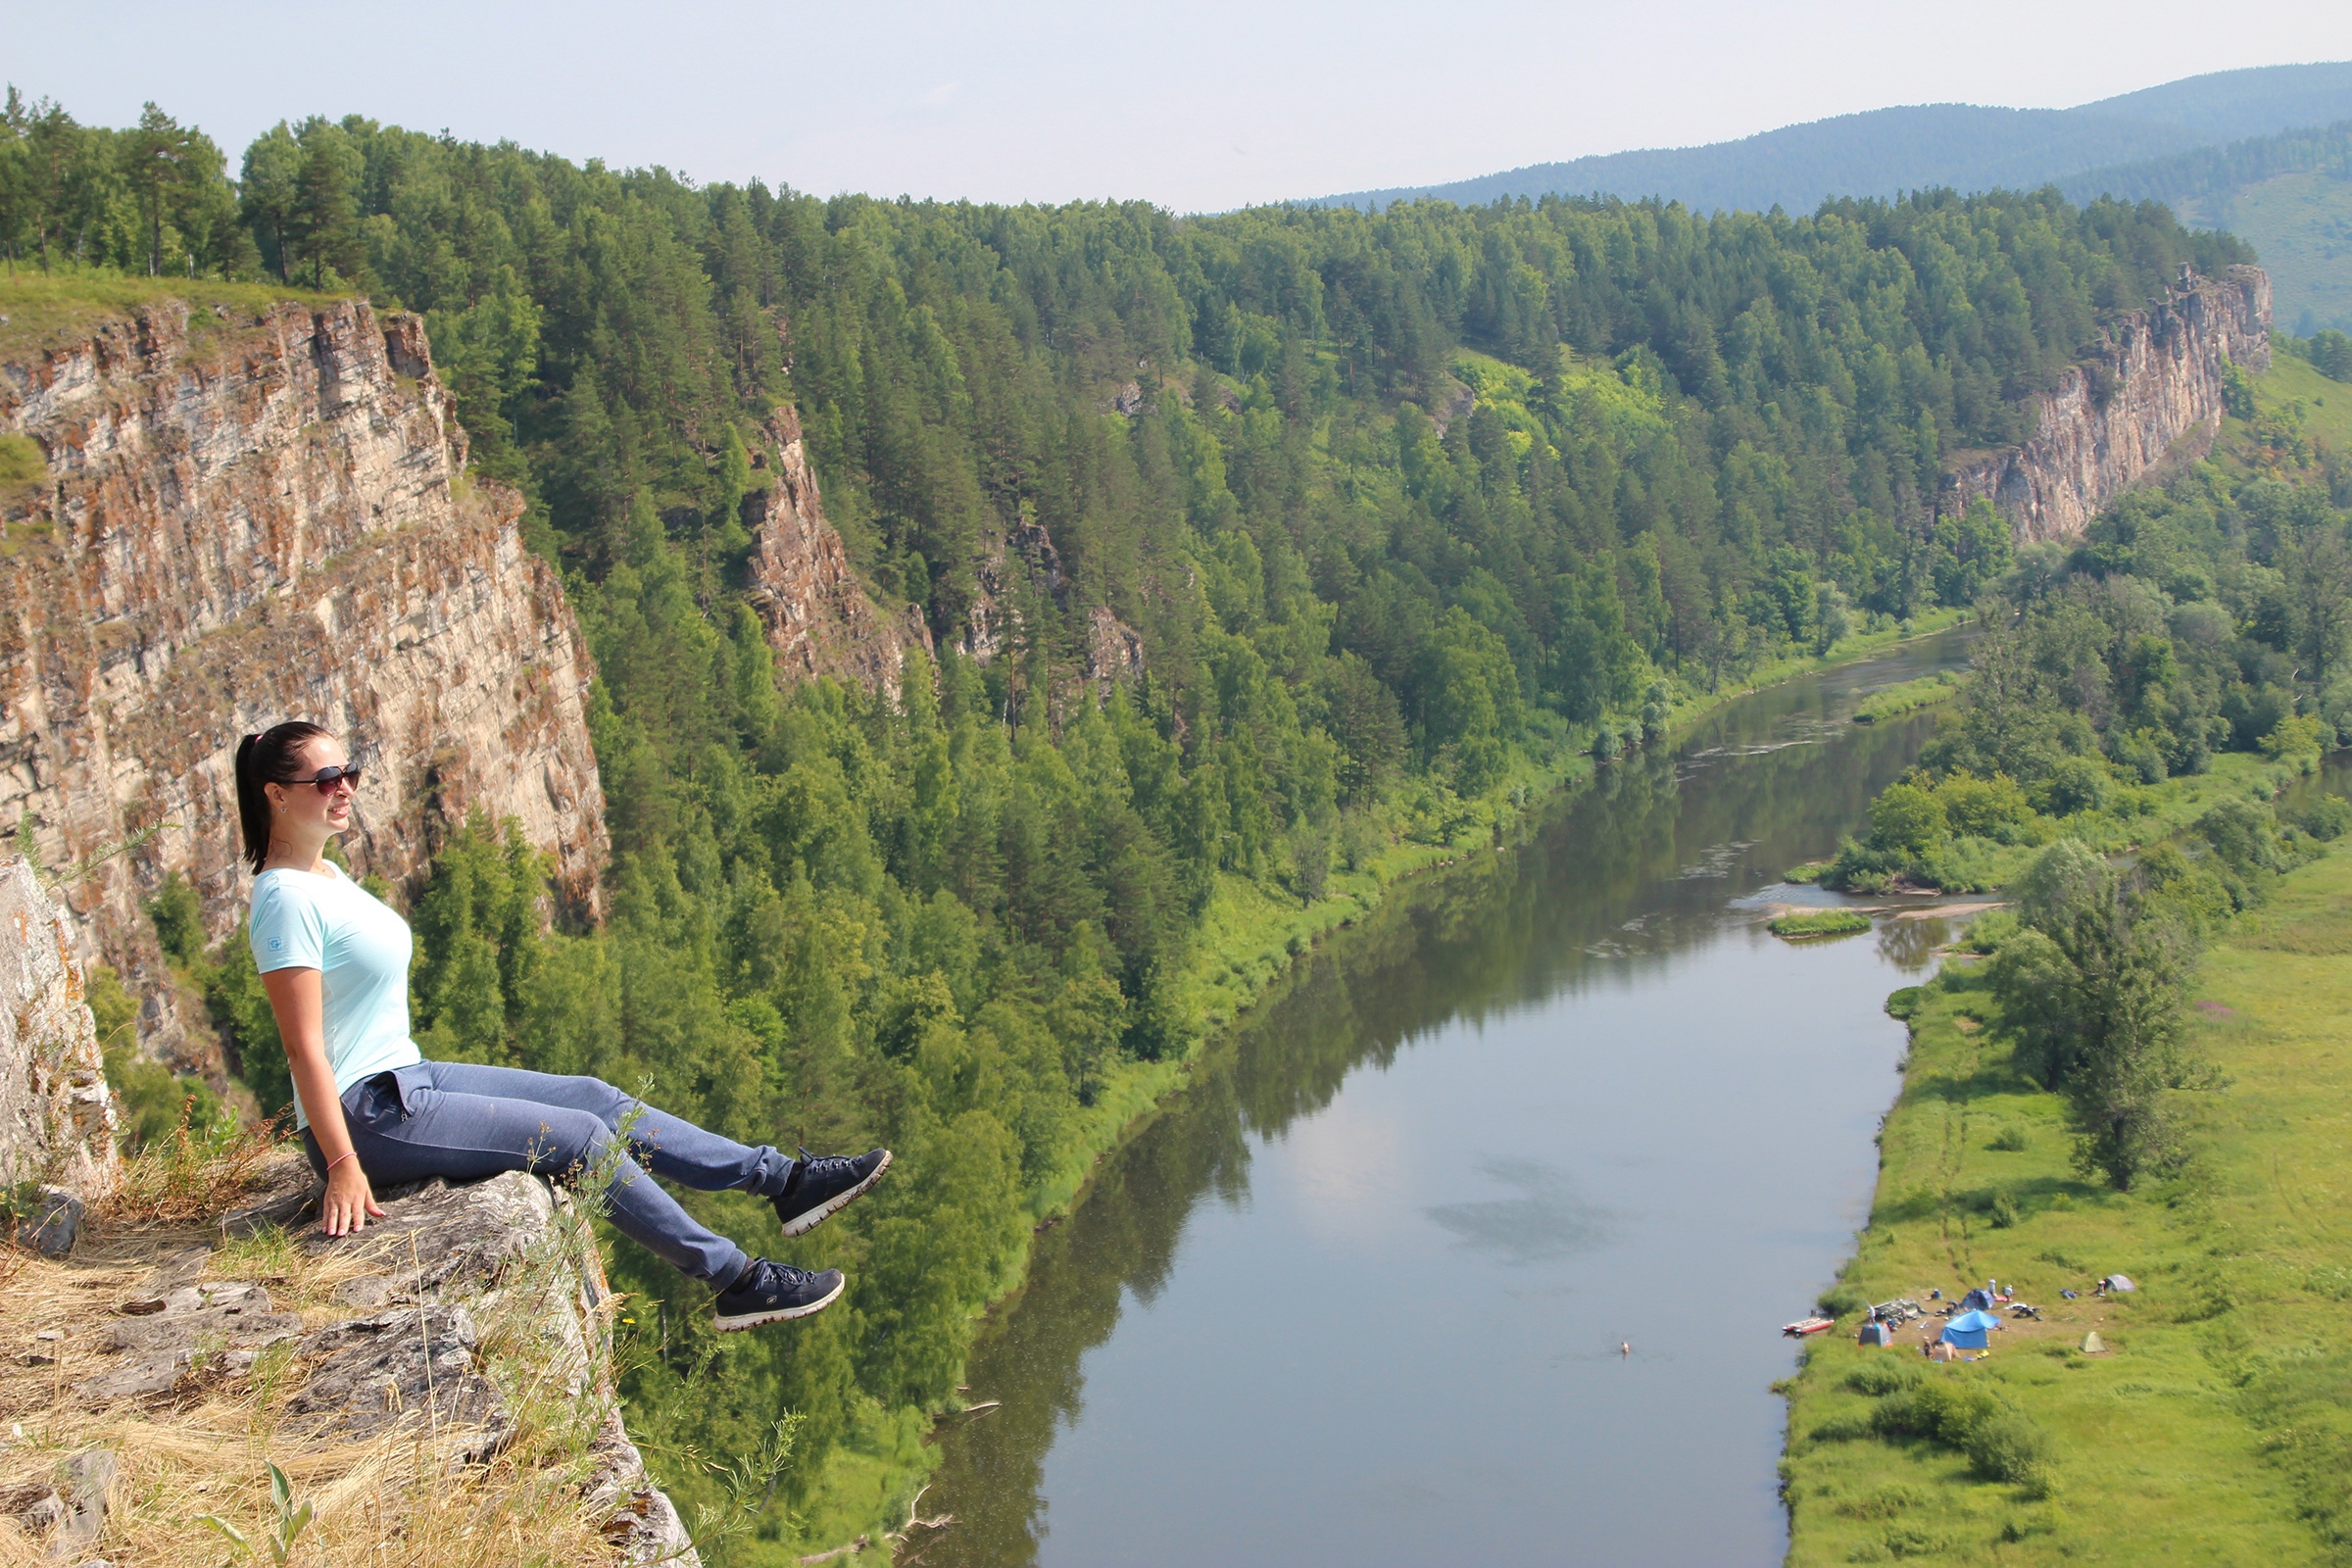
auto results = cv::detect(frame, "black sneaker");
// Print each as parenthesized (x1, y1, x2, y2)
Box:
(712, 1258, 845, 1331)
(772, 1148, 892, 1238)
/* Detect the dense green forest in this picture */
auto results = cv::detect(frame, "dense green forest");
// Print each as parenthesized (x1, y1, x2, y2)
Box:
(0, 94, 2265, 1551)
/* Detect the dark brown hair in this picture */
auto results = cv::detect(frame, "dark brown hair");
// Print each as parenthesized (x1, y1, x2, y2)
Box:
(233, 721, 330, 874)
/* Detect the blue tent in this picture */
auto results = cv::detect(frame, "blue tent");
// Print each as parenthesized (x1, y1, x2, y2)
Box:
(1940, 1309, 2002, 1349)
(1959, 1288, 1995, 1311)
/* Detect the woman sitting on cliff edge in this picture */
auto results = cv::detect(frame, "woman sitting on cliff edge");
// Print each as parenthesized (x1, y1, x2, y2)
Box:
(237, 719, 888, 1331)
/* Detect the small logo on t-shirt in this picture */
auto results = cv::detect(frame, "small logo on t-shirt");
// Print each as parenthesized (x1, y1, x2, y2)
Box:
(268, 937, 283, 952)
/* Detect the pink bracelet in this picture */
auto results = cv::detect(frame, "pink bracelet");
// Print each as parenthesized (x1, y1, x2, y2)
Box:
(325, 1151, 358, 1174)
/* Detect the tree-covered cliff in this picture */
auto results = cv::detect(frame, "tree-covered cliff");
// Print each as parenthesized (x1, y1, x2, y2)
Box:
(1, 96, 2264, 1551)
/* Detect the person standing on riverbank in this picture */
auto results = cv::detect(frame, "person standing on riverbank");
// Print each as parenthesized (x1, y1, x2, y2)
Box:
(237, 719, 892, 1331)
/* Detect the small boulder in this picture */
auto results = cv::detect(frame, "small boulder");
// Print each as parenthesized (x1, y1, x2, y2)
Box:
(9, 1187, 86, 1257)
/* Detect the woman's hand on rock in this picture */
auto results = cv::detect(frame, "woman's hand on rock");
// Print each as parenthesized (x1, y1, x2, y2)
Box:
(322, 1158, 386, 1236)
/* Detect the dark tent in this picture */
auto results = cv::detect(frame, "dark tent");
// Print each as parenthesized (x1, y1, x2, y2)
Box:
(1959, 1288, 1995, 1311)
(1857, 1321, 1895, 1347)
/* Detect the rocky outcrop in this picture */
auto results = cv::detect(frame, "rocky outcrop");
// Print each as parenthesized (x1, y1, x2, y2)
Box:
(961, 514, 1070, 665)
(0, 858, 117, 1224)
(744, 405, 931, 703)
(1944, 265, 2272, 542)
(0, 296, 608, 1069)
(1085, 605, 1147, 694)
(5, 879, 689, 1563)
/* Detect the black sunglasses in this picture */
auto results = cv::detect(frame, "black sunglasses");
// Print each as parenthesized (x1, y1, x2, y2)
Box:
(276, 760, 364, 794)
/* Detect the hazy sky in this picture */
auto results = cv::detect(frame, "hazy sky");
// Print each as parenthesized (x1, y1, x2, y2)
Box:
(7, 0, 2350, 211)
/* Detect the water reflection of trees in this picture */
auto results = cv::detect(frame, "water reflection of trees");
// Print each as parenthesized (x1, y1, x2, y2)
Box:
(924, 643, 1966, 1568)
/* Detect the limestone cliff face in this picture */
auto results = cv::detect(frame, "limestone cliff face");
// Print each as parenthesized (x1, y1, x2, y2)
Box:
(0, 296, 607, 1070)
(1945, 265, 2273, 542)
(0, 858, 116, 1197)
(744, 404, 931, 702)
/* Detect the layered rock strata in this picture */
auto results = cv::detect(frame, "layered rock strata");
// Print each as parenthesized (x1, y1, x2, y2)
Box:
(0, 296, 608, 1069)
(744, 404, 931, 702)
(0, 857, 118, 1219)
(1944, 265, 2273, 542)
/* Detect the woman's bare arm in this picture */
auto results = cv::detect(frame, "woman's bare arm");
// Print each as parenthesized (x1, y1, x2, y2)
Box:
(260, 966, 384, 1236)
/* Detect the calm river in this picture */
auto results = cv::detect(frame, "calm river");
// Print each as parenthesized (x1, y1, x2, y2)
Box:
(922, 631, 1976, 1567)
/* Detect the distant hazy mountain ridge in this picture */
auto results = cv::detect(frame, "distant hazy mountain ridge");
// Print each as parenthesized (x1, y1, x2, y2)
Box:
(1310, 62, 2352, 216)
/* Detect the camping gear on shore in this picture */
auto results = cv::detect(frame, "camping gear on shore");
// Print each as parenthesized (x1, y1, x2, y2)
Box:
(1959, 1287, 1995, 1311)
(2082, 1331, 2106, 1353)
(1857, 1320, 1894, 1347)
(1939, 1309, 2002, 1350)
(2096, 1274, 2135, 1295)
(1869, 1298, 1927, 1324)
(1784, 1316, 1836, 1337)
(2008, 1302, 2043, 1320)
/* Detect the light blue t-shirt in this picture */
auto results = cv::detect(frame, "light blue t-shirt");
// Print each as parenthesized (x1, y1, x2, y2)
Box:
(247, 863, 423, 1128)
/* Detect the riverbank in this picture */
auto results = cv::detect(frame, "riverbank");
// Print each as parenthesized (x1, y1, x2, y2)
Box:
(1780, 810, 2352, 1562)
(782, 612, 1971, 1554)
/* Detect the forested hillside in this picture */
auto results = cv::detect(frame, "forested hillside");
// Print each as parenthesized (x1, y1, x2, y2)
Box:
(2065, 119, 2352, 334)
(0, 96, 2259, 1552)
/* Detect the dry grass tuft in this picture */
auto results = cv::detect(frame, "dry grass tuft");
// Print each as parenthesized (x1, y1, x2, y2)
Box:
(0, 1137, 642, 1566)
(98, 1111, 287, 1229)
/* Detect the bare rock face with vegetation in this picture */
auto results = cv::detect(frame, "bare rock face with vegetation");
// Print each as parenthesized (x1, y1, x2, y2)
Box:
(745, 403, 933, 703)
(0, 857, 118, 1240)
(1945, 266, 2273, 541)
(0, 294, 608, 1069)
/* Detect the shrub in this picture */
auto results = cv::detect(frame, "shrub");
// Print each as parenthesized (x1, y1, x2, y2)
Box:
(1987, 1125, 2031, 1152)
(2034, 756, 2112, 817)
(1819, 1284, 1871, 1318)
(1844, 1360, 1923, 1396)
(1989, 1192, 2023, 1228)
(2261, 712, 2330, 764)
(1805, 1412, 1876, 1444)
(1872, 781, 1949, 855)
(1934, 770, 2034, 840)
(2289, 793, 2352, 842)
(1967, 1412, 2057, 1492)
(2197, 797, 2285, 878)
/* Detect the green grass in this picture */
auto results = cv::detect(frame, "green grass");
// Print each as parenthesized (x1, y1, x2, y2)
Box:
(2216, 172, 2352, 338)
(0, 270, 346, 364)
(1770, 908, 1874, 939)
(1782, 845, 2352, 1564)
(2254, 344, 2352, 455)
(1853, 671, 1963, 725)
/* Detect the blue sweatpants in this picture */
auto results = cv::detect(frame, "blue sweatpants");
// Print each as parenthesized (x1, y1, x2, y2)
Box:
(302, 1060, 792, 1287)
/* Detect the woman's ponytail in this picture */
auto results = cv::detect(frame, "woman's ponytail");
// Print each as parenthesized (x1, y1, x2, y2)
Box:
(234, 721, 328, 874)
